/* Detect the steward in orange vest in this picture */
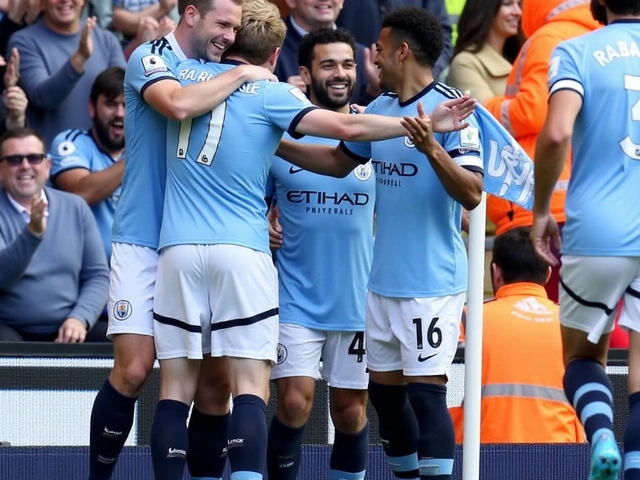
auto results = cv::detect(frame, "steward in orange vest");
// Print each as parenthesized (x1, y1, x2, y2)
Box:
(451, 227, 584, 443)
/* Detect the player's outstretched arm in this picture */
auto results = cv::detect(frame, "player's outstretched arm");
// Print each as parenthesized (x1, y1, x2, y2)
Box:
(294, 108, 408, 142)
(276, 140, 359, 178)
(143, 64, 277, 121)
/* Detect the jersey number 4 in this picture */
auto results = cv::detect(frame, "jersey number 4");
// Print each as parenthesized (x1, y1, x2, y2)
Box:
(621, 74, 640, 160)
(176, 103, 227, 166)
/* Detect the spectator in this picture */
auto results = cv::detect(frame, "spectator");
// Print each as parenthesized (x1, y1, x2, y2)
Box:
(275, 0, 377, 105)
(335, 0, 453, 80)
(450, 227, 584, 443)
(122, 14, 176, 60)
(7, 0, 126, 147)
(484, 0, 600, 302)
(111, 0, 177, 48)
(49, 66, 125, 261)
(0, 0, 41, 60)
(447, 0, 522, 102)
(0, 127, 110, 342)
(1, 48, 28, 135)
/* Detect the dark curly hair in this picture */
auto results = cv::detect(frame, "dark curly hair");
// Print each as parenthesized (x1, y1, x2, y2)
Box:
(298, 28, 357, 71)
(381, 6, 443, 68)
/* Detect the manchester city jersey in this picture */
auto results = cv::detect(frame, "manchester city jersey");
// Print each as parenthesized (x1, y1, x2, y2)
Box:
(342, 82, 483, 298)
(50, 129, 121, 259)
(111, 33, 186, 249)
(160, 59, 317, 253)
(267, 127, 374, 331)
(548, 19, 640, 255)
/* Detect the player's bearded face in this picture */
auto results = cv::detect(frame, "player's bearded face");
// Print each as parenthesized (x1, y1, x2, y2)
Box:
(590, 0, 608, 25)
(309, 44, 356, 109)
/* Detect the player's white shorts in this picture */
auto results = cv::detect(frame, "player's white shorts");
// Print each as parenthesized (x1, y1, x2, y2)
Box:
(560, 255, 640, 342)
(153, 244, 279, 361)
(106, 242, 159, 339)
(271, 323, 368, 390)
(366, 291, 464, 378)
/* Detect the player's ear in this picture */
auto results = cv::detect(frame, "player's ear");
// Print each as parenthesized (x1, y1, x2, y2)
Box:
(299, 65, 311, 86)
(269, 47, 281, 70)
(88, 98, 96, 120)
(182, 4, 199, 27)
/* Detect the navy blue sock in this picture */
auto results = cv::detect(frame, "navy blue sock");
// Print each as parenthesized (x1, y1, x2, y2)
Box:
(187, 409, 230, 480)
(266, 415, 305, 480)
(89, 379, 138, 480)
(564, 358, 615, 445)
(368, 382, 419, 479)
(227, 394, 267, 480)
(407, 383, 454, 480)
(625, 391, 640, 479)
(330, 422, 369, 480)
(150, 399, 190, 480)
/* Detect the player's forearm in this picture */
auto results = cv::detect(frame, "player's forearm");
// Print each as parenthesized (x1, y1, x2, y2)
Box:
(533, 133, 569, 215)
(344, 114, 407, 141)
(67, 161, 124, 206)
(424, 143, 483, 210)
(169, 68, 253, 121)
(276, 140, 351, 177)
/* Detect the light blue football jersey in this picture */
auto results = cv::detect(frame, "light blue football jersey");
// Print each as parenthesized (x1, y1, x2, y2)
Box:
(111, 33, 186, 249)
(267, 127, 375, 331)
(548, 20, 640, 255)
(160, 59, 317, 253)
(50, 129, 122, 260)
(342, 82, 483, 298)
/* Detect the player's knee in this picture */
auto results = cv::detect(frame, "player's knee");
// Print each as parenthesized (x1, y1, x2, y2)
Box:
(111, 358, 154, 397)
(331, 399, 367, 433)
(194, 377, 231, 414)
(368, 382, 407, 419)
(277, 387, 313, 425)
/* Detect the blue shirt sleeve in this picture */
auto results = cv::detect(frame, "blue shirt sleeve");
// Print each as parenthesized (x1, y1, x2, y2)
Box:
(49, 131, 91, 178)
(548, 42, 584, 99)
(442, 113, 483, 174)
(127, 41, 180, 97)
(263, 83, 317, 137)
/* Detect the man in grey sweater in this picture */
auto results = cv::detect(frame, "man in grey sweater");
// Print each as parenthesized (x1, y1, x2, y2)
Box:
(7, 0, 126, 147)
(0, 127, 109, 342)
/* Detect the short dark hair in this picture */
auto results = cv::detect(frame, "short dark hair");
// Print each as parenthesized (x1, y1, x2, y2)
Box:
(90, 67, 125, 105)
(298, 28, 357, 70)
(381, 6, 444, 69)
(0, 127, 47, 156)
(492, 227, 549, 286)
(604, 0, 640, 15)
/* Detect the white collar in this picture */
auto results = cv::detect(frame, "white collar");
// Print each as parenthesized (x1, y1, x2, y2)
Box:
(166, 31, 187, 61)
(7, 190, 48, 222)
(289, 14, 336, 37)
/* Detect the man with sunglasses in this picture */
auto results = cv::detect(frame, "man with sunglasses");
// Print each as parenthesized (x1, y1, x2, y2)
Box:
(0, 127, 110, 343)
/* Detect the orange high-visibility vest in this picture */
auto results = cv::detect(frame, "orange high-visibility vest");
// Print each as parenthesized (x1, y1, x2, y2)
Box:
(484, 0, 600, 235)
(450, 283, 584, 443)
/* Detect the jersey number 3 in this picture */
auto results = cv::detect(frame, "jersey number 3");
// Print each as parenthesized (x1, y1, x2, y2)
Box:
(176, 103, 227, 166)
(621, 74, 640, 160)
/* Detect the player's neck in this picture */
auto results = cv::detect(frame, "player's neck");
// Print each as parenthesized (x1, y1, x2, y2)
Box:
(608, 13, 640, 23)
(394, 65, 435, 104)
(310, 94, 350, 114)
(173, 24, 199, 59)
(223, 55, 249, 66)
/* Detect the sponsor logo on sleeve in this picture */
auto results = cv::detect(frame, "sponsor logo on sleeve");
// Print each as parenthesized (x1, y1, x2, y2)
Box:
(141, 54, 169, 77)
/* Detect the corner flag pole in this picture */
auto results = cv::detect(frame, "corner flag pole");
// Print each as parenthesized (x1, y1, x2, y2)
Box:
(462, 192, 486, 480)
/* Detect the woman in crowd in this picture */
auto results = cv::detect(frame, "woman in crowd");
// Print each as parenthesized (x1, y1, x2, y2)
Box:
(447, 0, 523, 101)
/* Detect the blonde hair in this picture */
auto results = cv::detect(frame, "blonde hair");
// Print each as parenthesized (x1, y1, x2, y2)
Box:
(224, 0, 287, 64)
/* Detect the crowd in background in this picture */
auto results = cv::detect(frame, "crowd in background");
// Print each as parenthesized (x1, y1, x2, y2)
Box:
(0, 0, 632, 447)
